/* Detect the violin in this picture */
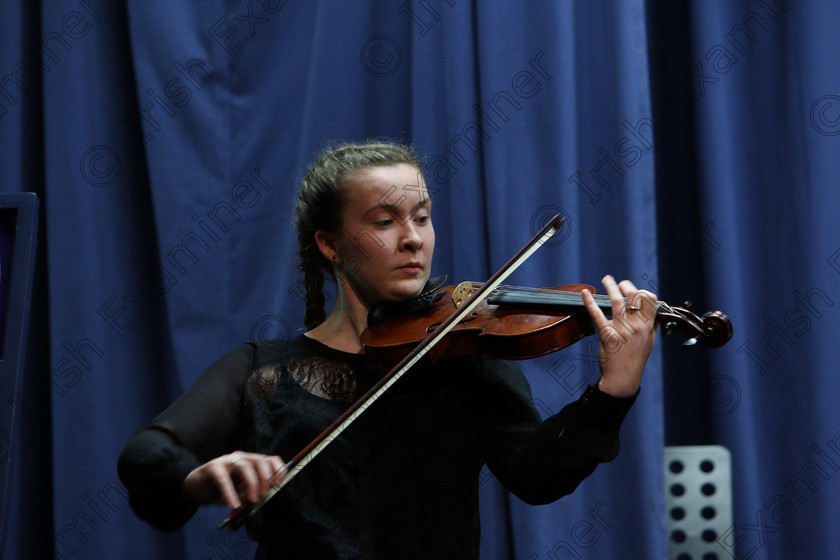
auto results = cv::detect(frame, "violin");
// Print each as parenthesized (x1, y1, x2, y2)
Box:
(219, 214, 732, 530)
(361, 281, 732, 368)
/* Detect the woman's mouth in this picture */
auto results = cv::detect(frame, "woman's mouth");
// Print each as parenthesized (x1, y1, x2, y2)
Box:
(397, 262, 423, 274)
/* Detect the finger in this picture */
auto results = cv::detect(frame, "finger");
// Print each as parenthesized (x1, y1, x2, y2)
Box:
(233, 451, 279, 462)
(226, 452, 287, 490)
(617, 280, 655, 308)
(602, 275, 625, 317)
(253, 458, 277, 498)
(623, 285, 658, 324)
(616, 280, 640, 316)
(581, 288, 609, 331)
(211, 464, 242, 509)
(633, 289, 658, 312)
(268, 456, 286, 486)
(617, 279, 638, 294)
(231, 460, 261, 504)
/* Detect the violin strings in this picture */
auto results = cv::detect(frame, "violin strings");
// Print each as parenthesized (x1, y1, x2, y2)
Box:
(486, 284, 665, 311)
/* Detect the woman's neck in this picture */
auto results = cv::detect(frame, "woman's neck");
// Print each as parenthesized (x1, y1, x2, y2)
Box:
(305, 276, 371, 353)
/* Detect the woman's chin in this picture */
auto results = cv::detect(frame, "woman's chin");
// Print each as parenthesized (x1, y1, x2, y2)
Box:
(388, 278, 429, 301)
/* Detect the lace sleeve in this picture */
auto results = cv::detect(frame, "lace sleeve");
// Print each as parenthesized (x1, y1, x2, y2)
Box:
(117, 343, 255, 530)
(479, 359, 637, 505)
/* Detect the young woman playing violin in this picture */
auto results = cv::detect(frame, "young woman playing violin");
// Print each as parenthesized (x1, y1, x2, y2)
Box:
(118, 141, 658, 559)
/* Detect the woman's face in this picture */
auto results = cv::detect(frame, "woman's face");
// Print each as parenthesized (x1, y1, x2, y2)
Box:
(331, 163, 435, 307)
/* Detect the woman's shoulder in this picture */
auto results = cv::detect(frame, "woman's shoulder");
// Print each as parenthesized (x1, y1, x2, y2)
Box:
(198, 336, 308, 379)
(249, 333, 350, 368)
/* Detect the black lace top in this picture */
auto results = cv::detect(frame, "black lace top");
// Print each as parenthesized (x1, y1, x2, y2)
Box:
(118, 335, 637, 559)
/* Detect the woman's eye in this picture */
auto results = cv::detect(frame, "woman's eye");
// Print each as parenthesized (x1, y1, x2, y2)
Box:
(375, 219, 393, 227)
(416, 215, 430, 224)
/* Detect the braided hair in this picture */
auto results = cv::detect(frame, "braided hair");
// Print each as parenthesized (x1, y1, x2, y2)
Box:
(295, 141, 422, 330)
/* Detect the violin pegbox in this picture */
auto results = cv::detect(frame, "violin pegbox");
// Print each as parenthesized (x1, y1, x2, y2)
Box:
(656, 303, 733, 349)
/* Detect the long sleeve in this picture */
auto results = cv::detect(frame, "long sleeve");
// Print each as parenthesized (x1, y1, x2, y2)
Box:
(117, 343, 255, 530)
(117, 427, 202, 530)
(479, 359, 637, 505)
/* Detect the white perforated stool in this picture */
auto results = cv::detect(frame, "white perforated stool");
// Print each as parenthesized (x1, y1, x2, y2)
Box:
(664, 446, 733, 560)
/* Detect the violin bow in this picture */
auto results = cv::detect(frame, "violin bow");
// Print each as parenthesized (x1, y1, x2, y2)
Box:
(219, 215, 566, 529)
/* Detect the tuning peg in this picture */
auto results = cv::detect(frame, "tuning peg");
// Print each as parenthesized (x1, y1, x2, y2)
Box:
(682, 300, 693, 309)
(663, 321, 677, 336)
(682, 337, 698, 348)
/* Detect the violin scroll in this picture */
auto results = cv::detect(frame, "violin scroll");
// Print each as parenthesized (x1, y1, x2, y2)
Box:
(656, 304, 733, 349)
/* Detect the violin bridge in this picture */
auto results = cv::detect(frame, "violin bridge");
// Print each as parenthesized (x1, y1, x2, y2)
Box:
(452, 281, 480, 308)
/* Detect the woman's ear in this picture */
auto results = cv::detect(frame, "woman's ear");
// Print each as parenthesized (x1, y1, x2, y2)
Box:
(314, 230, 338, 263)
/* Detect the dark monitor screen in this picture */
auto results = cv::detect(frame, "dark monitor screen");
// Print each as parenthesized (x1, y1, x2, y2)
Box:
(0, 194, 37, 365)
(0, 209, 17, 360)
(0, 193, 38, 557)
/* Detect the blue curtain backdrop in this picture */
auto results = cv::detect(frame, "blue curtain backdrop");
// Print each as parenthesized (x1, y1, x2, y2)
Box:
(1, 1, 838, 558)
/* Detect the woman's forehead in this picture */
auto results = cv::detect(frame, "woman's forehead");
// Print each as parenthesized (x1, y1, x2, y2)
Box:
(344, 164, 430, 206)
